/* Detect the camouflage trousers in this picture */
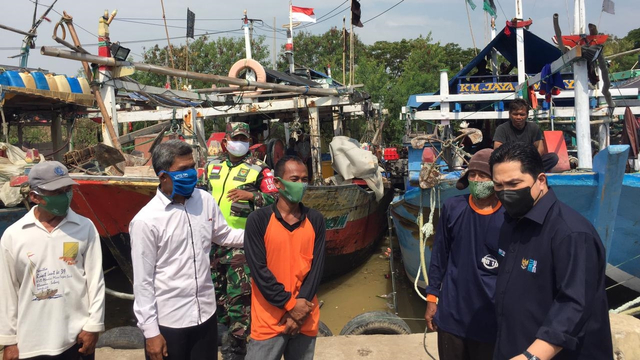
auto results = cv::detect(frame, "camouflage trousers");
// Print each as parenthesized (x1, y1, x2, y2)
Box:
(211, 246, 251, 340)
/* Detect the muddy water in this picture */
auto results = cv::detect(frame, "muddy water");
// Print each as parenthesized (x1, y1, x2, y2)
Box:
(317, 236, 427, 334)
(102, 237, 429, 333)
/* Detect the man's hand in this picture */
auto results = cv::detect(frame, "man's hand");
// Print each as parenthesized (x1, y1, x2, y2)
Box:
(509, 355, 528, 360)
(279, 313, 300, 336)
(145, 334, 168, 360)
(77, 331, 99, 355)
(227, 189, 254, 202)
(425, 302, 438, 331)
(288, 298, 314, 323)
(2, 344, 18, 360)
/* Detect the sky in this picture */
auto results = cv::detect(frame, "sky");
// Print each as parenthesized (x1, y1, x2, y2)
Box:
(0, 0, 636, 76)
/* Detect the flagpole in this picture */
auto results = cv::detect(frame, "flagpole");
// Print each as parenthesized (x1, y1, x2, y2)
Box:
(289, 1, 295, 74)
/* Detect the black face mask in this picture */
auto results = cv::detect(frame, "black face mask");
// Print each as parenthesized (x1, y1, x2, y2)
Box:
(496, 186, 539, 219)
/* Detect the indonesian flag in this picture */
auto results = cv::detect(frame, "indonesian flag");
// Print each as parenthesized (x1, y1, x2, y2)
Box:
(291, 6, 316, 23)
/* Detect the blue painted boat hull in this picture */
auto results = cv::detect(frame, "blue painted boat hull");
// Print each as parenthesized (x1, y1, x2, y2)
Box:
(0, 207, 28, 237)
(391, 145, 637, 290)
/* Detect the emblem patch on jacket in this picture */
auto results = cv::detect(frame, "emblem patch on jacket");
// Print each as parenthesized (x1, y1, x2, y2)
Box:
(521, 258, 537, 273)
(60, 242, 79, 265)
(482, 254, 499, 269)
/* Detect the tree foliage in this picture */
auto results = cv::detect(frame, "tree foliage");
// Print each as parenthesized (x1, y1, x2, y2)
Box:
(604, 27, 640, 73)
(131, 35, 270, 88)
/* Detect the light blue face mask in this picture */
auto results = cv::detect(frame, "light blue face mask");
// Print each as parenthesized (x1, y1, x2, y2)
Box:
(159, 168, 198, 198)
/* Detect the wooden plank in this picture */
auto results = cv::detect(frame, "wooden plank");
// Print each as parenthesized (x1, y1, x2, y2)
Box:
(117, 121, 170, 144)
(116, 95, 357, 123)
(413, 106, 640, 121)
(517, 46, 583, 92)
(415, 88, 637, 104)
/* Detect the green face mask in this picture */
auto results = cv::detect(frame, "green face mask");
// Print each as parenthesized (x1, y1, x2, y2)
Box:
(38, 191, 73, 216)
(469, 180, 495, 200)
(276, 177, 308, 203)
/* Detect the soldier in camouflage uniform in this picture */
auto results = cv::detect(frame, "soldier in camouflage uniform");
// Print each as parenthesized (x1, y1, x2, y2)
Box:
(204, 122, 278, 360)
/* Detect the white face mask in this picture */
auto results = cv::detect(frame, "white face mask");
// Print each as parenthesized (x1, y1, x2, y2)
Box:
(226, 140, 250, 157)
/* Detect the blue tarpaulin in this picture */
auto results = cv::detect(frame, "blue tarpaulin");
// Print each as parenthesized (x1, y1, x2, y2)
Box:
(411, 26, 562, 110)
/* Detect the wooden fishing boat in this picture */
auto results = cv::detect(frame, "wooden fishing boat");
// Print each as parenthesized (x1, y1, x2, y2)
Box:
(69, 175, 394, 282)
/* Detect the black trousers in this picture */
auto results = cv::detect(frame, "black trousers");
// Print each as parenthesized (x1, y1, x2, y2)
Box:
(146, 314, 218, 360)
(542, 153, 559, 173)
(27, 344, 94, 360)
(437, 330, 494, 360)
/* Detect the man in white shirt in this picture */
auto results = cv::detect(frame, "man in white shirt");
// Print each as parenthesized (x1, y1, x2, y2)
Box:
(0, 161, 105, 360)
(130, 140, 244, 360)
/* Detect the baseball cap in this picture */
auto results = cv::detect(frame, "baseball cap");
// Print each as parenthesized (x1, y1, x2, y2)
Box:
(28, 161, 78, 191)
(456, 148, 493, 190)
(225, 122, 250, 139)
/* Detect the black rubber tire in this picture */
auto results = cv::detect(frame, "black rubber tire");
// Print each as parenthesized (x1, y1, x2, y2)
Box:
(96, 326, 145, 349)
(317, 320, 333, 337)
(339, 311, 411, 336)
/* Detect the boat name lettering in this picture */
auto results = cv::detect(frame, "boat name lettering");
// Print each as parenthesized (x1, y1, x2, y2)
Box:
(457, 80, 575, 94)
(325, 214, 348, 230)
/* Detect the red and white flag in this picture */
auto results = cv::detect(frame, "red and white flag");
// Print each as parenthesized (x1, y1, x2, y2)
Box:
(291, 6, 316, 23)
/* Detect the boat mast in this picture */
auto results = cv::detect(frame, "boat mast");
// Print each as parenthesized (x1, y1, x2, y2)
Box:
(243, 10, 252, 60)
(515, 0, 526, 85)
(573, 0, 592, 169)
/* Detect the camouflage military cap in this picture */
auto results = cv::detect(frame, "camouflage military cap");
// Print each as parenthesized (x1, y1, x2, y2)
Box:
(226, 122, 250, 138)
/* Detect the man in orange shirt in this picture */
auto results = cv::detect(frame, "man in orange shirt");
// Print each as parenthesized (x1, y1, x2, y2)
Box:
(244, 155, 325, 360)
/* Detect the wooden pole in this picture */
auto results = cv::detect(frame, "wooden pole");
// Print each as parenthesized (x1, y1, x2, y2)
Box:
(308, 106, 323, 184)
(349, 18, 354, 85)
(51, 113, 63, 162)
(160, 0, 179, 89)
(515, 0, 526, 85)
(342, 16, 346, 85)
(573, 0, 592, 168)
(273, 17, 277, 70)
(41, 47, 345, 97)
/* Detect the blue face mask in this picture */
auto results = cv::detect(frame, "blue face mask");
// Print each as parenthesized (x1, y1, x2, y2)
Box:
(159, 168, 198, 199)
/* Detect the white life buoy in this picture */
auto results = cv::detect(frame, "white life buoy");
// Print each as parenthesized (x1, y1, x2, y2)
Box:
(227, 58, 266, 97)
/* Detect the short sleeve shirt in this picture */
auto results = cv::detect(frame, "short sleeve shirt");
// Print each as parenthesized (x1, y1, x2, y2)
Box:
(493, 121, 543, 145)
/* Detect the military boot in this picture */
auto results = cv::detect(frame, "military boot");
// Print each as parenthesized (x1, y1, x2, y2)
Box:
(221, 332, 247, 360)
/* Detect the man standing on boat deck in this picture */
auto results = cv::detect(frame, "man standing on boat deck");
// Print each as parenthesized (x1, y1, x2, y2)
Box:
(490, 142, 612, 360)
(493, 99, 559, 172)
(244, 155, 325, 360)
(204, 122, 278, 360)
(424, 149, 504, 360)
(0, 161, 105, 360)
(130, 140, 244, 360)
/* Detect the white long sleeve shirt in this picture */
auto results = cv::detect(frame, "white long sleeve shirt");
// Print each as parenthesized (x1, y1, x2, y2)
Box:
(130, 188, 244, 338)
(0, 208, 105, 358)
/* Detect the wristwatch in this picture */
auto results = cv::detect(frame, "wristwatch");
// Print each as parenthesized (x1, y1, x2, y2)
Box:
(523, 350, 540, 360)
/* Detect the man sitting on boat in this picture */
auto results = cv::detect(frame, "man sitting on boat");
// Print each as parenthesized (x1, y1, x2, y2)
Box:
(130, 140, 244, 360)
(204, 122, 278, 360)
(0, 161, 105, 360)
(490, 142, 613, 360)
(424, 149, 504, 360)
(493, 98, 559, 172)
(244, 155, 325, 360)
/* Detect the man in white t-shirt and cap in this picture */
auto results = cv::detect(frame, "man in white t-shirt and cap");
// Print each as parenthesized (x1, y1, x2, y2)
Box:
(0, 161, 105, 360)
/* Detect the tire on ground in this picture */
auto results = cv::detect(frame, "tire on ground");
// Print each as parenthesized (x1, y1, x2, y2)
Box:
(339, 311, 411, 336)
(317, 320, 333, 337)
(96, 326, 145, 349)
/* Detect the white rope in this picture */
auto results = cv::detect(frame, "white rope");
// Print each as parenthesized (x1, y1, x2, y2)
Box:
(611, 295, 640, 314)
(414, 187, 438, 301)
